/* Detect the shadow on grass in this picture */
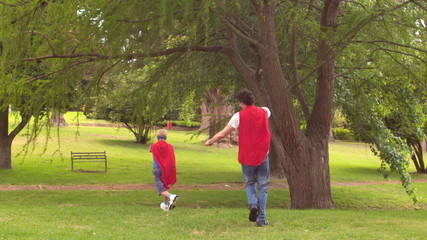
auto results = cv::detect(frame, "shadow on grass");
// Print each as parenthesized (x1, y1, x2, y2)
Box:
(73, 169, 107, 174)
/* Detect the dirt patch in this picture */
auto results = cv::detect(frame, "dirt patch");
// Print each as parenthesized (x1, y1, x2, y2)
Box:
(1, 179, 427, 191)
(0, 183, 247, 191)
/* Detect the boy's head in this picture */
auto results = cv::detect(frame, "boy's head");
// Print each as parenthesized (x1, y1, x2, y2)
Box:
(237, 88, 255, 106)
(157, 129, 167, 140)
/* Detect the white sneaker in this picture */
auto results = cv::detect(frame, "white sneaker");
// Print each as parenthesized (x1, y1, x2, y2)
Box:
(168, 194, 179, 210)
(160, 202, 169, 211)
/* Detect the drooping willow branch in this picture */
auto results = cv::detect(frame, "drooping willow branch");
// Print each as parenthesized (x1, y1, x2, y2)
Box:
(23, 45, 230, 62)
(0, 0, 34, 7)
(26, 58, 96, 83)
(357, 40, 427, 54)
(334, 57, 373, 78)
(27, 31, 56, 56)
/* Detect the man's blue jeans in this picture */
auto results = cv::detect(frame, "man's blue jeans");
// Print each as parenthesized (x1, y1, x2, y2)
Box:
(241, 156, 270, 221)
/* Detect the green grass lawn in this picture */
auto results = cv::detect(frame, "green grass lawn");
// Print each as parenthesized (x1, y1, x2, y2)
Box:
(0, 188, 426, 240)
(5, 112, 423, 185)
(4, 112, 241, 185)
(1, 112, 427, 239)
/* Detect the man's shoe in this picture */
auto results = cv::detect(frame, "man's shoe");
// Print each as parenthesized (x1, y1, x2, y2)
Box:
(168, 194, 179, 210)
(249, 204, 258, 222)
(256, 220, 269, 227)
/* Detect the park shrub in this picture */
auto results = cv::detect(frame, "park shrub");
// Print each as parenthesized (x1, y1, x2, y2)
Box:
(173, 120, 201, 128)
(332, 110, 347, 128)
(160, 120, 201, 128)
(333, 128, 355, 141)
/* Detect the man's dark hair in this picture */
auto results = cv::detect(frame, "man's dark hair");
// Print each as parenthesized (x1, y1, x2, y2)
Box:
(237, 88, 255, 106)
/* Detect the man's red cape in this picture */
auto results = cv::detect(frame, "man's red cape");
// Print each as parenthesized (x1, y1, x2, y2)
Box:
(238, 105, 271, 166)
(150, 140, 177, 189)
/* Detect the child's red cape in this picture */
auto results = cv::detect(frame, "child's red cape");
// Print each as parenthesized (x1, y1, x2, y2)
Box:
(150, 140, 177, 189)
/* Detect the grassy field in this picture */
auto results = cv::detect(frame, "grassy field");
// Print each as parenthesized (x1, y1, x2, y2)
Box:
(1, 112, 427, 239)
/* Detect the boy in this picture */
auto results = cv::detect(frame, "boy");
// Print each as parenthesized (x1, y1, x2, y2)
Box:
(150, 129, 179, 211)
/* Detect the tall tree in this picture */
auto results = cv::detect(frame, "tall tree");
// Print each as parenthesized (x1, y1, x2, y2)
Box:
(93, 66, 174, 144)
(335, 0, 427, 187)
(0, 1, 94, 169)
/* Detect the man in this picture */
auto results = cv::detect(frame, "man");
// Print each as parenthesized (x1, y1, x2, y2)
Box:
(205, 89, 271, 227)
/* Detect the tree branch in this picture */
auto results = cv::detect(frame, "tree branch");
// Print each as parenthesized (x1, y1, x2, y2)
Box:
(300, 0, 322, 11)
(340, 0, 368, 10)
(26, 58, 96, 83)
(334, 57, 373, 78)
(377, 47, 427, 64)
(226, 12, 259, 41)
(23, 45, 231, 62)
(287, 63, 323, 90)
(223, 29, 256, 84)
(0, 0, 33, 7)
(96, 60, 122, 86)
(123, 16, 161, 24)
(290, 0, 310, 120)
(360, 40, 427, 54)
(122, 122, 137, 137)
(334, 0, 413, 57)
(411, 0, 427, 12)
(381, 47, 427, 85)
(121, 8, 198, 24)
(212, 6, 261, 47)
(27, 31, 56, 56)
(8, 113, 31, 141)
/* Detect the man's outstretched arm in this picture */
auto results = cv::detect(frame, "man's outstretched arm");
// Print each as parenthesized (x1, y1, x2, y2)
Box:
(205, 125, 235, 146)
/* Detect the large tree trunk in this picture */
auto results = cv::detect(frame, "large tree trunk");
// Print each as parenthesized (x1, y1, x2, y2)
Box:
(199, 101, 210, 131)
(122, 122, 150, 144)
(221, 0, 337, 208)
(0, 139, 12, 169)
(0, 105, 31, 169)
(268, 117, 287, 178)
(284, 136, 333, 208)
(258, 0, 335, 209)
(422, 139, 426, 152)
(408, 141, 426, 173)
(200, 88, 236, 145)
(50, 111, 69, 127)
(0, 108, 12, 169)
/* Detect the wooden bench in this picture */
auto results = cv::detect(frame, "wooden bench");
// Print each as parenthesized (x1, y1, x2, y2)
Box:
(71, 151, 107, 172)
